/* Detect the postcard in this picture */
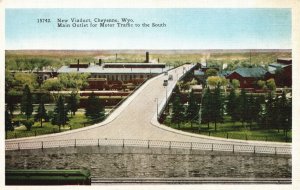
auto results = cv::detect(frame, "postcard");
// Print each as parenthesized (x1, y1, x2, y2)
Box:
(1, 0, 299, 190)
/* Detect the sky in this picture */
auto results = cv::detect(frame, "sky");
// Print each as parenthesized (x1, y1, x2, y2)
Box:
(5, 8, 291, 50)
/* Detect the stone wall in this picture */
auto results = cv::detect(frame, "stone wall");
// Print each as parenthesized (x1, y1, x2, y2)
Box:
(5, 146, 292, 178)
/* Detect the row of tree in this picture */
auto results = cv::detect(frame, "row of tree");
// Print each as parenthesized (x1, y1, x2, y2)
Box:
(170, 84, 292, 136)
(5, 71, 90, 93)
(5, 85, 105, 133)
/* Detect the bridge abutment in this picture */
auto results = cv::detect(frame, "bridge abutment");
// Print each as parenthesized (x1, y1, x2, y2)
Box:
(5, 146, 291, 179)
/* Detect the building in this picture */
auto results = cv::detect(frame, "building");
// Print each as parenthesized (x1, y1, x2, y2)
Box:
(57, 52, 173, 90)
(226, 67, 268, 88)
(266, 58, 292, 87)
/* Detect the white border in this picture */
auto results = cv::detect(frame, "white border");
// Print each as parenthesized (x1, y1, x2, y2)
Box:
(1, 1, 299, 190)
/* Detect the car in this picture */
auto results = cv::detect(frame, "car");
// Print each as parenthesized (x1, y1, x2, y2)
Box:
(164, 71, 168, 76)
(168, 74, 173, 81)
(163, 80, 168, 86)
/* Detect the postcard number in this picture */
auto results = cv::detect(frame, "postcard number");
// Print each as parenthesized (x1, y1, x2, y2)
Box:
(37, 19, 51, 23)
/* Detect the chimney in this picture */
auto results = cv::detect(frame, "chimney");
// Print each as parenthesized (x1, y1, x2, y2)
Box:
(146, 52, 149, 63)
(77, 59, 79, 72)
(99, 59, 102, 66)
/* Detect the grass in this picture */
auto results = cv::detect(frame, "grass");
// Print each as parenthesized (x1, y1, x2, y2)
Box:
(6, 113, 89, 139)
(163, 117, 292, 142)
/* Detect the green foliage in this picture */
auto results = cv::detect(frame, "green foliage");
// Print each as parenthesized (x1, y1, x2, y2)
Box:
(21, 119, 34, 131)
(173, 83, 181, 94)
(171, 96, 185, 127)
(58, 73, 90, 91)
(231, 79, 240, 89)
(52, 96, 68, 131)
(5, 70, 15, 93)
(20, 85, 33, 120)
(246, 94, 261, 128)
(201, 88, 213, 128)
(266, 78, 276, 91)
(257, 80, 267, 89)
(207, 76, 227, 87)
(263, 92, 274, 129)
(6, 94, 17, 117)
(239, 89, 248, 126)
(35, 97, 48, 127)
(67, 91, 79, 116)
(14, 73, 38, 90)
(185, 90, 200, 121)
(205, 68, 218, 77)
(226, 89, 240, 123)
(85, 92, 105, 121)
(42, 78, 63, 91)
(211, 85, 224, 131)
(5, 110, 13, 132)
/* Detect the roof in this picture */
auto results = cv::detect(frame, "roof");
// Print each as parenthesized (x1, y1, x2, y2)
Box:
(229, 67, 267, 78)
(269, 63, 291, 68)
(194, 70, 205, 76)
(57, 65, 172, 74)
(277, 58, 292, 61)
(219, 70, 231, 77)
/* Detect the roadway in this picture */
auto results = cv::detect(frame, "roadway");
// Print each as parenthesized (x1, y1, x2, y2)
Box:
(6, 64, 291, 149)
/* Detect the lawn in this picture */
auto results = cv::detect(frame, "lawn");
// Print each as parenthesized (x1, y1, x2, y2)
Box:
(6, 113, 89, 139)
(163, 117, 292, 142)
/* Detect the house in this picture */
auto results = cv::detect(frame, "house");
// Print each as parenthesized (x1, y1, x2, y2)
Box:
(226, 67, 268, 88)
(266, 58, 292, 87)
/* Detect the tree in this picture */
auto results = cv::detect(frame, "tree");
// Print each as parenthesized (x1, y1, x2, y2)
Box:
(35, 97, 48, 128)
(246, 94, 261, 129)
(6, 94, 16, 118)
(171, 95, 185, 128)
(277, 91, 291, 138)
(207, 76, 227, 88)
(239, 89, 248, 127)
(205, 68, 218, 77)
(211, 84, 224, 131)
(266, 78, 276, 91)
(284, 98, 292, 140)
(231, 79, 240, 89)
(67, 91, 79, 116)
(14, 73, 38, 90)
(22, 119, 34, 131)
(52, 96, 68, 131)
(202, 88, 213, 129)
(42, 78, 63, 91)
(85, 92, 105, 121)
(5, 70, 16, 93)
(5, 110, 13, 138)
(226, 88, 240, 124)
(264, 92, 275, 129)
(20, 85, 33, 120)
(185, 90, 200, 126)
(257, 80, 267, 89)
(173, 83, 181, 94)
(58, 73, 90, 90)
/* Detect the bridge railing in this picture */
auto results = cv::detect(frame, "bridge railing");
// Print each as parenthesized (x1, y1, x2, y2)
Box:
(5, 138, 291, 155)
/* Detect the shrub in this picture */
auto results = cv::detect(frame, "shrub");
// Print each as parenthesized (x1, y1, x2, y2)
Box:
(22, 119, 34, 131)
